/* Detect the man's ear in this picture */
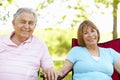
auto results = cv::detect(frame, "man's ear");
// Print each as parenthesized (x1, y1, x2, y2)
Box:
(12, 20, 16, 29)
(35, 24, 37, 27)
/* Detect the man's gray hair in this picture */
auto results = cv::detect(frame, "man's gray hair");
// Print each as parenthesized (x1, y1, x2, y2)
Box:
(13, 8, 37, 23)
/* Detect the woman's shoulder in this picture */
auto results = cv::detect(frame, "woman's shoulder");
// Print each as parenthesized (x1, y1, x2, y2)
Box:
(71, 46, 86, 52)
(72, 46, 85, 49)
(99, 47, 112, 50)
(99, 47, 115, 53)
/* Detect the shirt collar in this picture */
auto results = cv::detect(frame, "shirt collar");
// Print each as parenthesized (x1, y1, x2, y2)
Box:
(2, 32, 33, 46)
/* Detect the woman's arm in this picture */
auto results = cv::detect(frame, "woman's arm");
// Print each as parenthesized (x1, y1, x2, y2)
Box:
(114, 58, 120, 74)
(58, 59, 73, 77)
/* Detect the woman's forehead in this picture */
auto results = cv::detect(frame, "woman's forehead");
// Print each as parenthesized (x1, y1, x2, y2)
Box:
(83, 25, 94, 31)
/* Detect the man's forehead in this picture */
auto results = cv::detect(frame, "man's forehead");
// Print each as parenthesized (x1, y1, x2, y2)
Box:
(15, 12, 35, 21)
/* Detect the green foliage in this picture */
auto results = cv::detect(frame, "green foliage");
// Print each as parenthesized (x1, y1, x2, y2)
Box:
(67, 0, 89, 28)
(34, 28, 77, 56)
(94, 0, 119, 8)
(0, 0, 12, 21)
(0, 1, 2, 6)
(95, 0, 120, 39)
(47, 0, 54, 4)
(7, 0, 12, 4)
(62, 15, 66, 20)
(37, 2, 47, 9)
(36, 0, 54, 9)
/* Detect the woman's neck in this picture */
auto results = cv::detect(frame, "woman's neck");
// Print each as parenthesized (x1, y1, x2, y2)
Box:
(86, 45, 99, 56)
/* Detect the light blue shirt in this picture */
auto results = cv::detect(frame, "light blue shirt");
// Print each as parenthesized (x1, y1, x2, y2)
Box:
(66, 46, 120, 80)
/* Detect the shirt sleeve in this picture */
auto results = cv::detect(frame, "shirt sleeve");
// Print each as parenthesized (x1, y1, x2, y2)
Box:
(40, 40, 53, 70)
(109, 48, 120, 64)
(66, 47, 79, 64)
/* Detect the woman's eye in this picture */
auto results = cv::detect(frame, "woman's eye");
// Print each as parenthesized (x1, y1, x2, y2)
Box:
(91, 29, 96, 32)
(84, 32, 87, 34)
(91, 30, 94, 32)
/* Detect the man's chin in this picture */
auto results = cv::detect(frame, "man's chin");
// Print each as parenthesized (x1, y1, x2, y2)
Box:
(21, 35, 30, 40)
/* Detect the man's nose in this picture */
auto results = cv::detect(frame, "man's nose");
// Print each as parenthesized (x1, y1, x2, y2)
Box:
(24, 23, 30, 28)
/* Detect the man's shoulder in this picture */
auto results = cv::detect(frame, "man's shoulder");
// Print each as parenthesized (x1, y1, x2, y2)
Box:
(32, 35, 45, 43)
(0, 34, 9, 40)
(0, 34, 10, 45)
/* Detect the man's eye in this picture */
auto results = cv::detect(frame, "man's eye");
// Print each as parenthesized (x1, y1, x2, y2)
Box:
(20, 21, 25, 24)
(29, 22, 35, 26)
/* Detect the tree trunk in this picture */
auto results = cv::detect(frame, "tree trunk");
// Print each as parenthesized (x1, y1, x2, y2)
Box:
(112, 0, 118, 39)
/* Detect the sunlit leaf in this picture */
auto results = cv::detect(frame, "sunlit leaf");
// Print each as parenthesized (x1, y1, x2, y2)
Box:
(0, 3, 2, 6)
(0, 0, 2, 6)
(37, 2, 47, 9)
(7, 0, 12, 4)
(67, 5, 71, 9)
(62, 15, 66, 20)
(47, 0, 54, 4)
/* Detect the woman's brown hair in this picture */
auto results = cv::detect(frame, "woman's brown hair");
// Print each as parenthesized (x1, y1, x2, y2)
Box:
(77, 20, 100, 46)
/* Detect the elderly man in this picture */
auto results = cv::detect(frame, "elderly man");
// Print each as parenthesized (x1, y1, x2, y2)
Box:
(0, 8, 57, 80)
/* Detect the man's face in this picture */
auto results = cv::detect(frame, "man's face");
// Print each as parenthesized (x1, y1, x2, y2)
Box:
(12, 12, 36, 40)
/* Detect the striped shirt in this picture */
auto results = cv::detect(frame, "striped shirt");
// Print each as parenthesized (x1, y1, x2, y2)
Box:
(0, 34, 53, 80)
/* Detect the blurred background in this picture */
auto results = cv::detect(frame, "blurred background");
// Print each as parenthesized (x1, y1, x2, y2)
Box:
(0, 0, 120, 79)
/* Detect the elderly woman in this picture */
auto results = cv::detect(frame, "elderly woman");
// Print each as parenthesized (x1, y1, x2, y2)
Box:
(58, 20, 120, 80)
(0, 8, 57, 80)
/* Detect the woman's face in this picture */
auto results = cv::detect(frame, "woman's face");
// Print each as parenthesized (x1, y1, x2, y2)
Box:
(83, 26, 98, 46)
